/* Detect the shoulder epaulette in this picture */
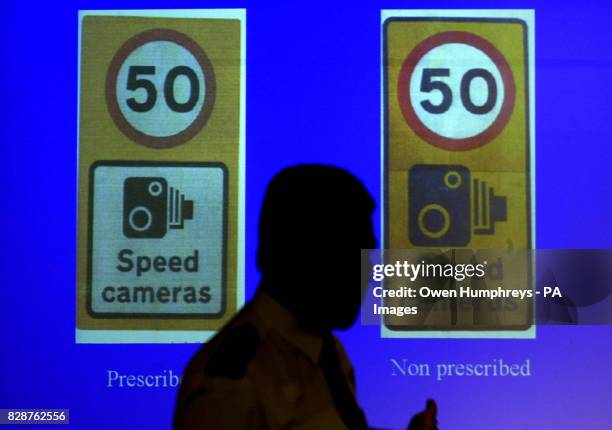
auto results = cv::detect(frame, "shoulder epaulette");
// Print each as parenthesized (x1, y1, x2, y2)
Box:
(204, 324, 260, 379)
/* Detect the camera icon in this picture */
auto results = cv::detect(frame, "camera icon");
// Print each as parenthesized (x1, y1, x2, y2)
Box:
(408, 164, 507, 246)
(123, 177, 194, 239)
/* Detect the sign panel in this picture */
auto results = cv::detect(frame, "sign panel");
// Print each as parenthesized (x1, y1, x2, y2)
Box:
(76, 10, 245, 343)
(381, 10, 535, 337)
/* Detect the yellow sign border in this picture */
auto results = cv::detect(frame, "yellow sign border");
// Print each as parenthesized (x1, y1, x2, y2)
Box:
(75, 9, 246, 344)
(380, 9, 536, 339)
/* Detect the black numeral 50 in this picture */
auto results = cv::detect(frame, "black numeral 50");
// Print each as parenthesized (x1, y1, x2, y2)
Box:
(126, 65, 200, 113)
(419, 68, 498, 115)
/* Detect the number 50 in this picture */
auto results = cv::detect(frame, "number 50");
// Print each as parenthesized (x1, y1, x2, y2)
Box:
(126, 65, 200, 113)
(419, 68, 498, 115)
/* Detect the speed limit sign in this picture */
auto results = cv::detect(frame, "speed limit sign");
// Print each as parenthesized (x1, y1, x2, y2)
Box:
(76, 10, 245, 344)
(382, 10, 535, 337)
(106, 29, 216, 148)
(397, 31, 515, 151)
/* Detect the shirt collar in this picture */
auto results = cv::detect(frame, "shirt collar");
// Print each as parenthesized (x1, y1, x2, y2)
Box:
(251, 291, 323, 363)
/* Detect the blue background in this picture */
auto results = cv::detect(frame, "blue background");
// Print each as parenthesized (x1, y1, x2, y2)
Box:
(1, 1, 611, 429)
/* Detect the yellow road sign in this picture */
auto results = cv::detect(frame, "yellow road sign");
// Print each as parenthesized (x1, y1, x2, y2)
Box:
(76, 10, 245, 343)
(381, 10, 535, 337)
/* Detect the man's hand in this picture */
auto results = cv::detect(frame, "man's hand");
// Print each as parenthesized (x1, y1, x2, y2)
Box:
(407, 399, 438, 430)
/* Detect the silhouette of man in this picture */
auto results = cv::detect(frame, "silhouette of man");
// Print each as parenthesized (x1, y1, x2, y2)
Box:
(174, 165, 438, 430)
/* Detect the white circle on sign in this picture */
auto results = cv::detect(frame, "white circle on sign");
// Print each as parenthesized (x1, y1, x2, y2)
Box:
(409, 43, 505, 140)
(128, 206, 153, 232)
(148, 180, 163, 196)
(115, 40, 207, 138)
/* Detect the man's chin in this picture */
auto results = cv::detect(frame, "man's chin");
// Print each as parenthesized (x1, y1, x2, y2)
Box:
(298, 303, 361, 332)
(328, 310, 360, 331)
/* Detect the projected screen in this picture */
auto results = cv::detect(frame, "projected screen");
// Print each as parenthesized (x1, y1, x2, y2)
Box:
(0, 4, 611, 430)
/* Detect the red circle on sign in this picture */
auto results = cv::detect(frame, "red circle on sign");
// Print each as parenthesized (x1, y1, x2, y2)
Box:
(106, 29, 216, 149)
(397, 31, 515, 151)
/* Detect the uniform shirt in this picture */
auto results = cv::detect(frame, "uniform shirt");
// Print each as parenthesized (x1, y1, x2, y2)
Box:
(174, 292, 366, 430)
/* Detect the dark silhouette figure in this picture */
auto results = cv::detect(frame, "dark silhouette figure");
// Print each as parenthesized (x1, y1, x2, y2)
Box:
(174, 165, 437, 430)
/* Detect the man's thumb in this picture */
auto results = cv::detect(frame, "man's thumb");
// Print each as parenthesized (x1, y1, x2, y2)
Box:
(425, 399, 437, 416)
(408, 399, 438, 430)
(423, 399, 437, 425)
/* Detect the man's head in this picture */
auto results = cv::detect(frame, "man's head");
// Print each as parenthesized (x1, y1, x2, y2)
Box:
(257, 164, 377, 331)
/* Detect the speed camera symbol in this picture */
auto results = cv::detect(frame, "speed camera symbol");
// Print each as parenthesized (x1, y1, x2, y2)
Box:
(123, 177, 194, 239)
(409, 164, 507, 246)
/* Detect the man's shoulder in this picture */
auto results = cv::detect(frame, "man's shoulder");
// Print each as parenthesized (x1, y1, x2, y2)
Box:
(203, 323, 261, 379)
(183, 304, 265, 382)
(173, 315, 267, 429)
(175, 309, 264, 415)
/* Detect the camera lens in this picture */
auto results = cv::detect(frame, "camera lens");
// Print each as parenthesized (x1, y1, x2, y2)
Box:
(128, 206, 153, 232)
(418, 204, 450, 239)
